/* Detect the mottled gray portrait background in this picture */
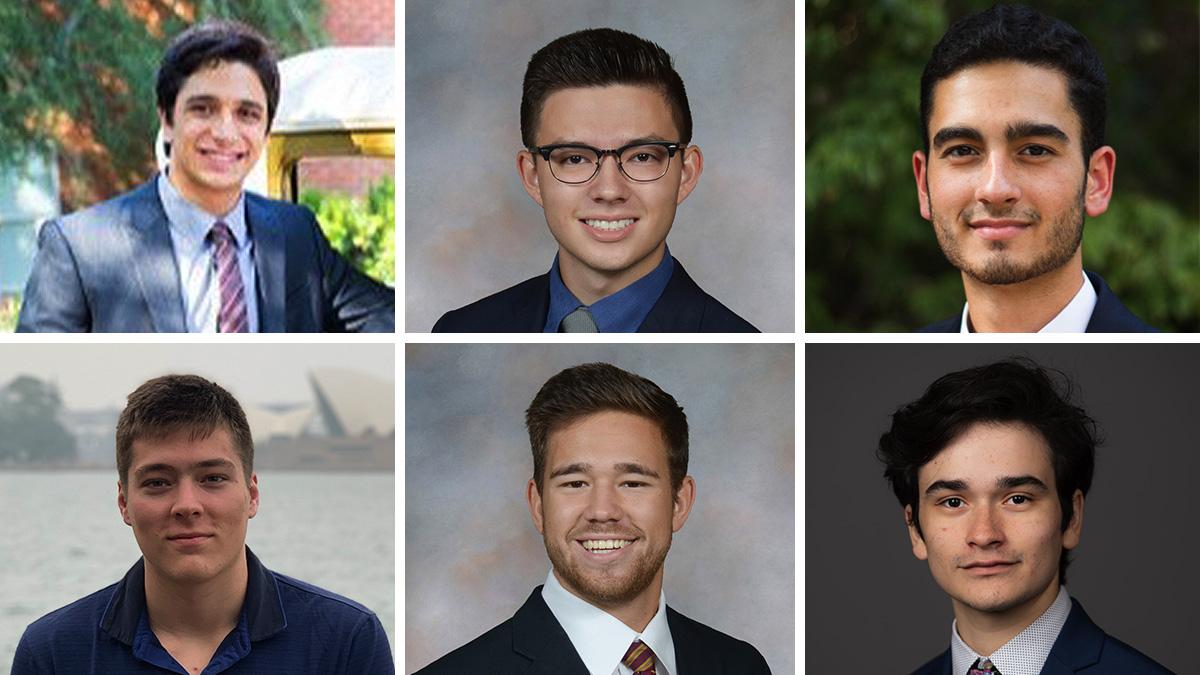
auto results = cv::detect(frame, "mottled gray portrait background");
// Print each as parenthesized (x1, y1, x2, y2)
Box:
(805, 344, 1195, 674)
(406, 343, 794, 673)
(405, 0, 795, 332)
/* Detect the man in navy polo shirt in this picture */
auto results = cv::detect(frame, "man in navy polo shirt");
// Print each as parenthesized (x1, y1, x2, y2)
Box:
(10, 374, 393, 674)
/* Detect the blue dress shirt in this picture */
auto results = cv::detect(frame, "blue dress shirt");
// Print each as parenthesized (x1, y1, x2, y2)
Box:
(11, 547, 393, 674)
(542, 246, 675, 332)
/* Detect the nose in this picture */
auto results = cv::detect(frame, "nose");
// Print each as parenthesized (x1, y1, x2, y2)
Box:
(583, 482, 625, 523)
(967, 504, 1005, 548)
(171, 480, 203, 518)
(211, 109, 238, 142)
(974, 154, 1022, 206)
(587, 153, 629, 203)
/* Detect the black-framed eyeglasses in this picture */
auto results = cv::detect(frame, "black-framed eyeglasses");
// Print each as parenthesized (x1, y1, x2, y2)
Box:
(529, 141, 682, 184)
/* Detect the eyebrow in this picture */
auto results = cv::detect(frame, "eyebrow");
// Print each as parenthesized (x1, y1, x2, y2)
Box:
(932, 126, 984, 150)
(925, 474, 1050, 496)
(541, 135, 671, 148)
(183, 94, 265, 111)
(133, 458, 237, 480)
(932, 122, 1069, 150)
(547, 461, 662, 480)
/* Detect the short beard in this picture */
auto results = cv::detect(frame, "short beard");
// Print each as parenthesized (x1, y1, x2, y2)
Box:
(932, 184, 1085, 285)
(544, 532, 670, 608)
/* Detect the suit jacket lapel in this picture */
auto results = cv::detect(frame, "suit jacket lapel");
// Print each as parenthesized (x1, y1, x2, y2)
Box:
(1039, 599, 1104, 674)
(126, 179, 186, 332)
(247, 196, 287, 332)
(666, 607, 701, 673)
(639, 258, 701, 332)
(511, 586, 590, 675)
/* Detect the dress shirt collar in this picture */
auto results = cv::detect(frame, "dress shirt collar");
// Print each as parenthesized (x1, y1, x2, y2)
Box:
(158, 170, 250, 250)
(950, 585, 1071, 675)
(960, 270, 1096, 333)
(541, 569, 677, 675)
(542, 245, 675, 333)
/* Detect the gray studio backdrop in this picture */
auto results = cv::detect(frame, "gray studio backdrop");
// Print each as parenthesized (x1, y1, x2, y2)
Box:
(406, 343, 794, 673)
(405, 0, 795, 332)
(805, 344, 1195, 674)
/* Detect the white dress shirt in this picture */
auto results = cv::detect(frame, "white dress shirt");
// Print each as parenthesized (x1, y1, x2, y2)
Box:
(950, 585, 1072, 675)
(960, 271, 1096, 333)
(158, 172, 259, 333)
(541, 570, 678, 675)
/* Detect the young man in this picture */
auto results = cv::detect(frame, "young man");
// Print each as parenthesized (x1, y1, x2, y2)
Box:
(911, 5, 1155, 332)
(11, 375, 393, 674)
(433, 29, 757, 332)
(17, 20, 394, 333)
(418, 363, 770, 673)
(877, 360, 1169, 674)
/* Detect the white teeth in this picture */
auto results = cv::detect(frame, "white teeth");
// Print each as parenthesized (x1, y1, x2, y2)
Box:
(582, 539, 632, 551)
(585, 218, 634, 231)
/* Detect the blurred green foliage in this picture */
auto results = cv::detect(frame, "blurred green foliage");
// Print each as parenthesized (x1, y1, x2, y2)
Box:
(0, 0, 324, 207)
(301, 177, 396, 285)
(806, 0, 1199, 331)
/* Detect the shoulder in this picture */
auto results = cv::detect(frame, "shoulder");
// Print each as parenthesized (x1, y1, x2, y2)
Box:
(271, 571, 382, 628)
(415, 615, 519, 674)
(16, 583, 118, 654)
(1096, 634, 1174, 673)
(917, 316, 959, 332)
(907, 649, 949, 675)
(1084, 271, 1159, 332)
(651, 260, 759, 332)
(245, 190, 317, 223)
(1053, 599, 1172, 673)
(432, 274, 550, 332)
(52, 181, 158, 234)
(666, 606, 771, 672)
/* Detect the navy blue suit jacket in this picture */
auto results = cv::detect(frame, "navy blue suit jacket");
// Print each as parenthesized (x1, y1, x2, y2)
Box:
(17, 178, 394, 332)
(416, 586, 771, 675)
(910, 599, 1171, 675)
(917, 271, 1157, 333)
(432, 258, 758, 332)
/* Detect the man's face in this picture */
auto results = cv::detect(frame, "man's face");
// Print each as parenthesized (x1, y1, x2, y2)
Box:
(518, 85, 703, 292)
(906, 422, 1082, 617)
(118, 427, 258, 585)
(527, 410, 695, 609)
(913, 61, 1114, 285)
(160, 60, 269, 212)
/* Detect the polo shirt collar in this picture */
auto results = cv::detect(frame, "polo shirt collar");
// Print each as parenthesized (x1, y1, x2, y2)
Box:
(100, 546, 286, 646)
(543, 245, 675, 332)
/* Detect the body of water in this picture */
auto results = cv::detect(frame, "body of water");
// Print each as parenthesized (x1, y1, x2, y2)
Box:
(0, 470, 394, 670)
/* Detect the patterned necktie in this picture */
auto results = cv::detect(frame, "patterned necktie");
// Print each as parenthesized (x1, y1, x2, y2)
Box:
(968, 657, 1000, 675)
(559, 306, 598, 332)
(622, 639, 657, 674)
(207, 221, 249, 333)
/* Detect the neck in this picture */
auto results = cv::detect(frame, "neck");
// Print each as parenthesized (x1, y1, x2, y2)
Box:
(144, 549, 248, 640)
(167, 169, 241, 218)
(555, 567, 664, 633)
(961, 253, 1085, 332)
(558, 243, 665, 306)
(953, 582, 1061, 656)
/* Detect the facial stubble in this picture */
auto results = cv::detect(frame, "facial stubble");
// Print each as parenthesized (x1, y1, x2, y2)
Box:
(544, 528, 671, 609)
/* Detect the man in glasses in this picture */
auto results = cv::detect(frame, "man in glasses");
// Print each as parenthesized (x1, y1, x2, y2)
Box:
(433, 28, 758, 332)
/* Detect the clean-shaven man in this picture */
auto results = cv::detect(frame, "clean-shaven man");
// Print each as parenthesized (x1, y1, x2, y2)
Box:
(418, 363, 770, 673)
(877, 359, 1169, 674)
(433, 29, 757, 332)
(11, 375, 393, 673)
(17, 19, 394, 332)
(912, 5, 1155, 332)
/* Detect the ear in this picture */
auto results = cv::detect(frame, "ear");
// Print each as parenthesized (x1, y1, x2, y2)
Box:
(1061, 489, 1085, 550)
(247, 472, 260, 519)
(675, 145, 704, 205)
(905, 505, 928, 561)
(912, 150, 932, 221)
(517, 149, 544, 207)
(158, 108, 173, 142)
(1083, 146, 1116, 217)
(671, 475, 697, 532)
(526, 478, 545, 535)
(117, 481, 132, 526)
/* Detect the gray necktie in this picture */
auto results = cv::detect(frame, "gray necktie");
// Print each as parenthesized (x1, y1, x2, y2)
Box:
(559, 306, 598, 332)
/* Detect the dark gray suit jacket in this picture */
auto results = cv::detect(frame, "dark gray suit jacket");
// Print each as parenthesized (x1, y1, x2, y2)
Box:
(17, 178, 394, 332)
(416, 586, 771, 674)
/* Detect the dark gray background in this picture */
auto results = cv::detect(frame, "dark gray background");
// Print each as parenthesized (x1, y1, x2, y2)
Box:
(805, 344, 1195, 674)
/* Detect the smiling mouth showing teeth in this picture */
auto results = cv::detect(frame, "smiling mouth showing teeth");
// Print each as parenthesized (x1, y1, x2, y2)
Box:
(581, 539, 632, 551)
(585, 218, 634, 231)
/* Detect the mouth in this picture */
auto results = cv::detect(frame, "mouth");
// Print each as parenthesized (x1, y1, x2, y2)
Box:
(579, 217, 637, 242)
(968, 218, 1032, 242)
(167, 533, 214, 546)
(576, 537, 637, 559)
(198, 148, 247, 166)
(962, 559, 1019, 575)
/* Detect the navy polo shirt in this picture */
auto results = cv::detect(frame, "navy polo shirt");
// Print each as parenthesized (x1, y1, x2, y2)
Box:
(11, 547, 393, 674)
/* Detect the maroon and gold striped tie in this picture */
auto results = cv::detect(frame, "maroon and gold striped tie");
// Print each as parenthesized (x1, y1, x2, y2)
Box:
(622, 639, 657, 674)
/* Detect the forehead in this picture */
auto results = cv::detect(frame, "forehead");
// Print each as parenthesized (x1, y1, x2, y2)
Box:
(536, 84, 679, 146)
(176, 60, 267, 105)
(545, 410, 670, 471)
(129, 426, 241, 472)
(929, 61, 1079, 142)
(918, 421, 1055, 491)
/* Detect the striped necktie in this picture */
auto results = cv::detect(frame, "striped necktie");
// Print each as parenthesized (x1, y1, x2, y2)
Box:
(559, 306, 598, 332)
(207, 221, 249, 333)
(622, 639, 657, 674)
(968, 657, 1000, 675)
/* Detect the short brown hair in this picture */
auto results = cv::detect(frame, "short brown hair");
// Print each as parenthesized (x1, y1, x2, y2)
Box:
(116, 374, 254, 486)
(525, 363, 688, 493)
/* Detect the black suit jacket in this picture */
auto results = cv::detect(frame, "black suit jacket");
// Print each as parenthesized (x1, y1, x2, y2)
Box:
(415, 586, 771, 675)
(917, 271, 1157, 333)
(432, 258, 758, 332)
(910, 599, 1171, 675)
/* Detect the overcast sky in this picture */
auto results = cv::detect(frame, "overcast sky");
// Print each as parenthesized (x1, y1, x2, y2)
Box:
(0, 344, 393, 409)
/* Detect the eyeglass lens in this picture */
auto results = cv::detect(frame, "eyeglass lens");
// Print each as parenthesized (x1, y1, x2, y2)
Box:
(546, 145, 673, 183)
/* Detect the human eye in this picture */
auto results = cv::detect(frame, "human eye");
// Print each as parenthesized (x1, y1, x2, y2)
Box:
(141, 478, 170, 490)
(560, 479, 587, 489)
(201, 474, 229, 485)
(621, 480, 649, 488)
(188, 101, 212, 115)
(1019, 145, 1054, 157)
(943, 145, 978, 159)
(238, 107, 262, 122)
(939, 496, 965, 509)
(1007, 494, 1032, 506)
